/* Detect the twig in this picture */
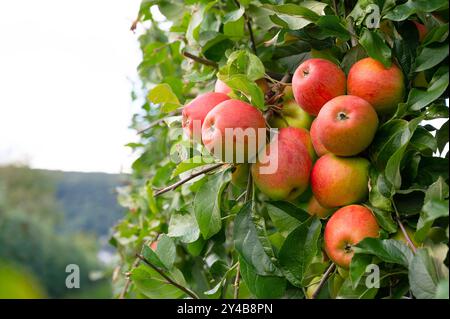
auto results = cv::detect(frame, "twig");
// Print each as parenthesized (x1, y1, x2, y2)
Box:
(136, 254, 199, 299)
(154, 163, 225, 197)
(393, 201, 417, 253)
(233, 263, 241, 299)
(137, 111, 180, 134)
(311, 263, 336, 299)
(130, 14, 142, 32)
(234, 0, 257, 55)
(182, 51, 218, 68)
(118, 257, 140, 299)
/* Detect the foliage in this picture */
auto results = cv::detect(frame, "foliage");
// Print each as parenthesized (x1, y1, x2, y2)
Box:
(113, 0, 449, 299)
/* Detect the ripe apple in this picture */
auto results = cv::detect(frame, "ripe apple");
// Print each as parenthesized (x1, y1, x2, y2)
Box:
(307, 196, 335, 219)
(215, 78, 270, 95)
(251, 127, 312, 201)
(202, 99, 266, 162)
(324, 205, 380, 268)
(310, 119, 329, 157)
(150, 241, 158, 250)
(347, 57, 405, 114)
(269, 100, 313, 130)
(182, 92, 230, 142)
(315, 95, 379, 156)
(292, 58, 346, 116)
(311, 153, 370, 208)
(231, 164, 250, 188)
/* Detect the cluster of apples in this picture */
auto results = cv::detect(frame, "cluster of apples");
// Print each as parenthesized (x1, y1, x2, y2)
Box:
(181, 56, 405, 269)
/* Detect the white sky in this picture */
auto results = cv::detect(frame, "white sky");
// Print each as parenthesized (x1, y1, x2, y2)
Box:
(0, 0, 143, 173)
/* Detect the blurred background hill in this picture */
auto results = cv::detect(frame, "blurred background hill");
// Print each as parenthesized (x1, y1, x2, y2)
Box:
(0, 165, 127, 298)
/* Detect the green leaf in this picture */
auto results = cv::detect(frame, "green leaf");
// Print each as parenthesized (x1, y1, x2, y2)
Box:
(224, 16, 245, 39)
(131, 264, 186, 299)
(168, 211, 200, 243)
(194, 171, 230, 239)
(414, 43, 449, 72)
(142, 245, 166, 270)
(436, 120, 449, 153)
(385, 0, 449, 21)
(315, 15, 351, 41)
(367, 205, 398, 234)
(349, 254, 373, 289)
(278, 217, 322, 287)
(239, 256, 286, 299)
(435, 279, 450, 299)
(147, 83, 181, 113)
(416, 177, 449, 242)
(155, 234, 176, 270)
(219, 50, 265, 81)
(384, 117, 421, 189)
(223, 6, 245, 23)
(359, 28, 392, 68)
(266, 201, 310, 236)
(422, 23, 449, 47)
(221, 74, 265, 109)
(233, 202, 282, 276)
(337, 277, 378, 299)
(341, 45, 368, 74)
(410, 126, 438, 154)
(171, 156, 213, 179)
(409, 248, 449, 299)
(263, 2, 324, 30)
(408, 66, 449, 111)
(353, 238, 414, 267)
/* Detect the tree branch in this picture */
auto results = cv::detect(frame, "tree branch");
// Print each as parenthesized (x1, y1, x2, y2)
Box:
(311, 263, 336, 299)
(182, 51, 218, 68)
(153, 163, 225, 197)
(136, 254, 199, 299)
(118, 257, 140, 299)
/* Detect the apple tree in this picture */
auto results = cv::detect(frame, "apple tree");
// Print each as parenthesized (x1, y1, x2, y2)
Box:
(111, 0, 449, 299)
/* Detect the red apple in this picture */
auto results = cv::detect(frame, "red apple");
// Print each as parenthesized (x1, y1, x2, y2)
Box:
(251, 127, 312, 200)
(311, 153, 370, 208)
(182, 92, 230, 142)
(202, 99, 266, 162)
(324, 205, 380, 268)
(292, 58, 346, 116)
(310, 119, 329, 157)
(315, 95, 379, 156)
(347, 57, 405, 114)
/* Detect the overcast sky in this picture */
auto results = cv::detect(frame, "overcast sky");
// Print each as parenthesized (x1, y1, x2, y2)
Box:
(0, 0, 143, 173)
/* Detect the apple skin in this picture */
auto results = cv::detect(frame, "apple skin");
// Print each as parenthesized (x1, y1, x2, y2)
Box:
(231, 164, 250, 188)
(324, 205, 380, 269)
(347, 57, 405, 114)
(182, 92, 230, 142)
(269, 100, 313, 130)
(315, 95, 379, 156)
(215, 78, 270, 95)
(251, 127, 312, 201)
(413, 21, 427, 42)
(311, 154, 370, 208)
(202, 99, 266, 163)
(307, 196, 335, 219)
(310, 119, 329, 157)
(150, 241, 158, 250)
(292, 58, 346, 116)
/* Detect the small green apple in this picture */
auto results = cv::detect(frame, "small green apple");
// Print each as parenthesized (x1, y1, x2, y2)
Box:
(269, 100, 313, 130)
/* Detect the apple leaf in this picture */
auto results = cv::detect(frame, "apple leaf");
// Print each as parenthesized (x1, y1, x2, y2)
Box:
(278, 217, 322, 287)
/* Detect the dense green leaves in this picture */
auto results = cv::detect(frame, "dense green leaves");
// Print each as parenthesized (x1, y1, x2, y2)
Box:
(117, 0, 449, 300)
(233, 202, 282, 276)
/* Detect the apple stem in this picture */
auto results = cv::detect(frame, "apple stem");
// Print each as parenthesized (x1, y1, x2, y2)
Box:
(154, 163, 225, 197)
(136, 254, 200, 299)
(182, 51, 219, 68)
(311, 263, 336, 299)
